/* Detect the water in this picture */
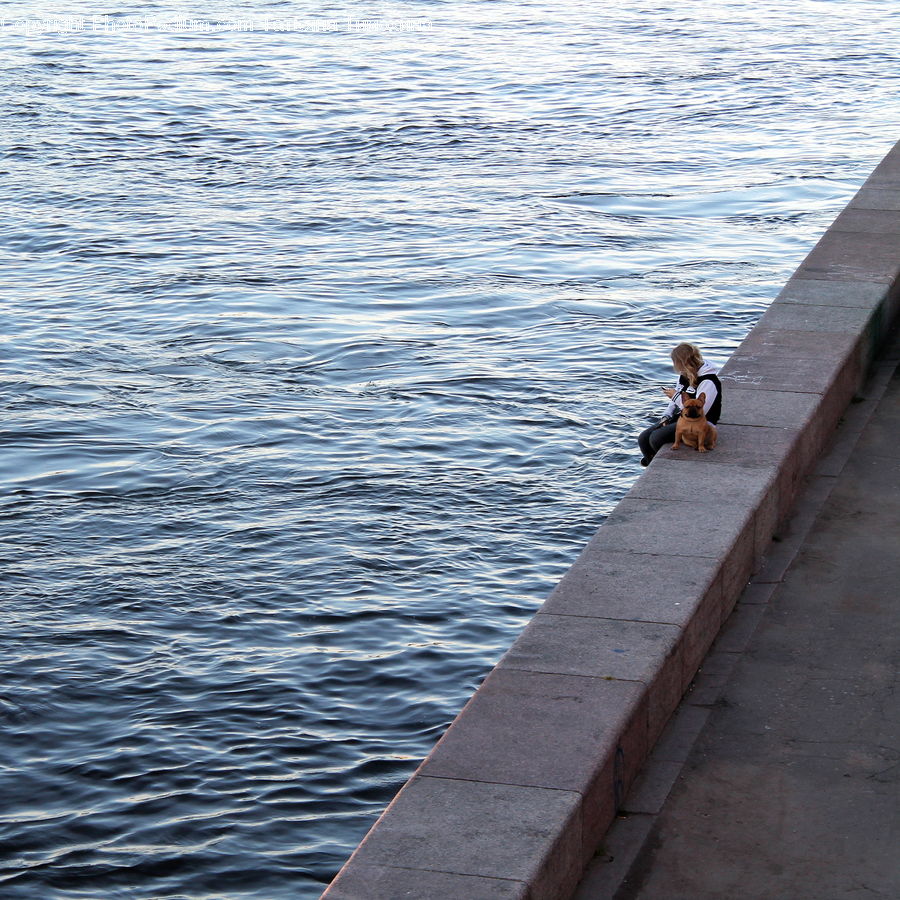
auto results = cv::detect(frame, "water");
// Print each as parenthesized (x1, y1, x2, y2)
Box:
(1, 1, 897, 896)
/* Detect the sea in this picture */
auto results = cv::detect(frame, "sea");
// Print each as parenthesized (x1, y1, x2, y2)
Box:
(1, 1, 897, 897)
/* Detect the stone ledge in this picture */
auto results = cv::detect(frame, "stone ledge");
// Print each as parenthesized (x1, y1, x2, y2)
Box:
(796, 231, 898, 283)
(848, 186, 900, 211)
(323, 865, 530, 900)
(328, 775, 584, 900)
(322, 142, 900, 900)
(420, 668, 648, 860)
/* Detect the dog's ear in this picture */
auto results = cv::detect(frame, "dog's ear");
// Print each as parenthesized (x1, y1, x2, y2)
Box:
(696, 392, 706, 404)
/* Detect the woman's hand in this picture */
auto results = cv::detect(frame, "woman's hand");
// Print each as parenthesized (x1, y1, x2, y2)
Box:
(662, 388, 676, 399)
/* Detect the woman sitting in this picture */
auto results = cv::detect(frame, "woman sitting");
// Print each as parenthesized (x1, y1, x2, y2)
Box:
(638, 342, 722, 466)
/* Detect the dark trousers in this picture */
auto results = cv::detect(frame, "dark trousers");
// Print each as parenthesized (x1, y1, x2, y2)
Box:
(637, 421, 677, 463)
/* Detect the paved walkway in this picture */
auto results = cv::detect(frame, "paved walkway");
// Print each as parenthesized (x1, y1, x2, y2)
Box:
(575, 329, 900, 900)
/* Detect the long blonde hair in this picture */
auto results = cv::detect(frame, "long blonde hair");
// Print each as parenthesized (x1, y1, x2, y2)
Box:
(671, 343, 704, 388)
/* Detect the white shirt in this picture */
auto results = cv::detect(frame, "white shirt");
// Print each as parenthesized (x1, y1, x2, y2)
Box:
(663, 362, 719, 419)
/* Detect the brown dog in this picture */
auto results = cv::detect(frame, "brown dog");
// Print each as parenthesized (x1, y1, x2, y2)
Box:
(672, 394, 717, 452)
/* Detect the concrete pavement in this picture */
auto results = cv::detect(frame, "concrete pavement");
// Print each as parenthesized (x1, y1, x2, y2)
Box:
(574, 329, 900, 900)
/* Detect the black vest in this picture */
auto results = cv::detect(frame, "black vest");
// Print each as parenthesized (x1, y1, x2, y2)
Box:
(680, 372, 722, 424)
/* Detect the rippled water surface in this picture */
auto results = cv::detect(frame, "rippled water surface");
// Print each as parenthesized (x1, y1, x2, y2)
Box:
(1, 0, 898, 896)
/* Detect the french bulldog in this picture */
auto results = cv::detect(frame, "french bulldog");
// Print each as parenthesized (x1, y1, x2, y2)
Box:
(672, 394, 717, 452)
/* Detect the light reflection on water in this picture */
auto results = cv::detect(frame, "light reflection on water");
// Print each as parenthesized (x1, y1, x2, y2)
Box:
(1, 1, 898, 896)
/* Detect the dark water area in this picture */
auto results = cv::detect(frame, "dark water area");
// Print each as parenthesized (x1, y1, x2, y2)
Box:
(1, 1, 898, 896)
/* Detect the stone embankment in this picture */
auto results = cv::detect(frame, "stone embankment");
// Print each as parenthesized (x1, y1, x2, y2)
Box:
(322, 140, 900, 900)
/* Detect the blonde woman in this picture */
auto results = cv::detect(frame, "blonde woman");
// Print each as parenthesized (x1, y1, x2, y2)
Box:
(638, 343, 722, 466)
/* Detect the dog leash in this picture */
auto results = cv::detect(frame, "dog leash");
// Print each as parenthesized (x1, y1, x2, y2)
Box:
(665, 385, 686, 419)
(651, 384, 689, 429)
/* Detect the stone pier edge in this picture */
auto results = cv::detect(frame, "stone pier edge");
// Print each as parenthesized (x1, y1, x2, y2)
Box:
(322, 140, 900, 900)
